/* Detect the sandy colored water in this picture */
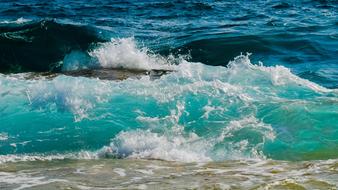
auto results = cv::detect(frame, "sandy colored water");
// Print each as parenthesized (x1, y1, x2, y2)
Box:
(1, 159, 337, 190)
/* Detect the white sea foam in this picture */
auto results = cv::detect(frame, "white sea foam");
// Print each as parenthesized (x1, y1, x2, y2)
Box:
(89, 38, 173, 70)
(113, 168, 126, 177)
(226, 54, 331, 93)
(99, 130, 212, 162)
(0, 151, 100, 164)
(0, 133, 8, 141)
(0, 17, 31, 24)
(0, 172, 67, 190)
(96, 115, 274, 162)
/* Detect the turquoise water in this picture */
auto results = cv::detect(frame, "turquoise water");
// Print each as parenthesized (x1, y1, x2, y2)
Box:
(1, 47, 337, 162)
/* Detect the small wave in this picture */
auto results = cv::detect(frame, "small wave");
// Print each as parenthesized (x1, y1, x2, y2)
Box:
(0, 151, 102, 165)
(97, 115, 275, 162)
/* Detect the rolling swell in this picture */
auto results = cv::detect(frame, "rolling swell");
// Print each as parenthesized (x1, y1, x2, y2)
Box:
(0, 18, 336, 88)
(161, 32, 338, 88)
(0, 19, 105, 73)
(165, 33, 336, 66)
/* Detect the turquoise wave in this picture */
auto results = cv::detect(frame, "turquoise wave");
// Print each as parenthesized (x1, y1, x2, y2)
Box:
(0, 38, 337, 162)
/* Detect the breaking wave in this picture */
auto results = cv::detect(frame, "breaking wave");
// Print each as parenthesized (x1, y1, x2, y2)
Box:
(0, 38, 337, 163)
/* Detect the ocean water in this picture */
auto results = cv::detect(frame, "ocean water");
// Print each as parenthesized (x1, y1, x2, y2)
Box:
(0, 0, 337, 189)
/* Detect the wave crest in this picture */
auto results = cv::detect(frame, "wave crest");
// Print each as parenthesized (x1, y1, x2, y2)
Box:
(89, 38, 172, 70)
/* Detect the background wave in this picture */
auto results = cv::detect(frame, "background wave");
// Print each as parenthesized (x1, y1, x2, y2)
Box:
(0, 19, 105, 73)
(0, 0, 337, 87)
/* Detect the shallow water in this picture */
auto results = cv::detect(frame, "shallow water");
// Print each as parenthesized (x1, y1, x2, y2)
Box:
(1, 159, 338, 190)
(0, 0, 337, 189)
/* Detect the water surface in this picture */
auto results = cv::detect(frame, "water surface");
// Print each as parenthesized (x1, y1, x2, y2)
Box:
(0, 0, 337, 189)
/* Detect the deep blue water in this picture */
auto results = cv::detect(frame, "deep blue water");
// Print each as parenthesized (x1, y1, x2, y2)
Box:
(0, 0, 337, 162)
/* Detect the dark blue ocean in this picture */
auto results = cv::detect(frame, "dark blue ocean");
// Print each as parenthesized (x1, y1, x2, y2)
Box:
(0, 1, 337, 189)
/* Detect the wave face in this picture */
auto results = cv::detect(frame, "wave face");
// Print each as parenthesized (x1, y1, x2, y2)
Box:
(0, 20, 104, 73)
(0, 39, 337, 163)
(0, 0, 337, 165)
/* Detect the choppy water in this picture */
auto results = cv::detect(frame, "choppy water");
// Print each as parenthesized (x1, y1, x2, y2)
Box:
(0, 0, 337, 189)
